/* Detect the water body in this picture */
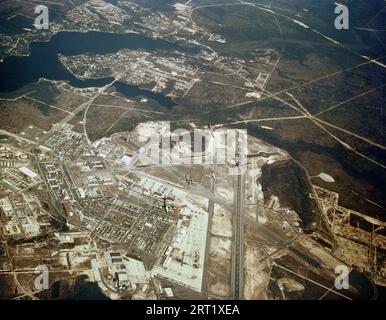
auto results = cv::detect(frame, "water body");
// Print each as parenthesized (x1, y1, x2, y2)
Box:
(42, 276, 110, 300)
(0, 31, 199, 109)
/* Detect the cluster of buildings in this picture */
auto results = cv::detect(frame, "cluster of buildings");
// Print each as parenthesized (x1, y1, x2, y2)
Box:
(77, 194, 174, 257)
(61, 49, 200, 98)
(0, 166, 38, 194)
(0, 119, 214, 298)
(0, 144, 40, 194)
(41, 124, 90, 160)
(0, 194, 46, 240)
(314, 186, 386, 286)
(66, 0, 129, 29)
(39, 162, 75, 202)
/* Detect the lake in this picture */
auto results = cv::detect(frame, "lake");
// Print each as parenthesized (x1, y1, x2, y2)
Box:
(0, 31, 200, 109)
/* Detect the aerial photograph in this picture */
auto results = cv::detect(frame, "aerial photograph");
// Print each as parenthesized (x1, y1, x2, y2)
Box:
(0, 0, 385, 305)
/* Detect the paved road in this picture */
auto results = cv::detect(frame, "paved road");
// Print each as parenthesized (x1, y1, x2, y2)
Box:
(0, 129, 39, 145)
